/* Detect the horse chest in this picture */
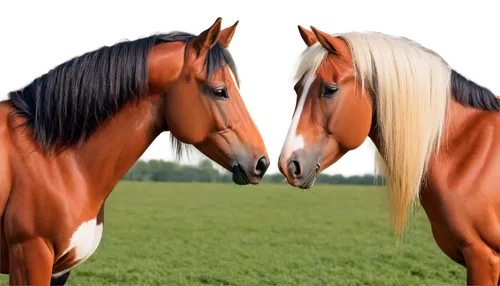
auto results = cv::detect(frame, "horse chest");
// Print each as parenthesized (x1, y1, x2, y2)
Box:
(53, 219, 104, 276)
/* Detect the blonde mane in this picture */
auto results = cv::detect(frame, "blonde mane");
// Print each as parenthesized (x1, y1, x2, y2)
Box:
(296, 32, 451, 236)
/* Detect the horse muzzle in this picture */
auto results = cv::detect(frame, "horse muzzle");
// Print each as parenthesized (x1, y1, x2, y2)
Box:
(279, 149, 320, 189)
(232, 156, 269, 185)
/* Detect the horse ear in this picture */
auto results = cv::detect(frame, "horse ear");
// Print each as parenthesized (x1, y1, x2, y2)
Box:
(219, 20, 239, 48)
(298, 25, 317, 47)
(310, 26, 344, 55)
(192, 17, 222, 56)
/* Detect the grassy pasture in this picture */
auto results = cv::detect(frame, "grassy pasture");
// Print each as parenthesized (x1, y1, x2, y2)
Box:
(1, 182, 464, 285)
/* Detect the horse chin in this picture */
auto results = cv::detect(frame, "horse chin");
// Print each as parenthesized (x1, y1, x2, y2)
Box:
(231, 165, 250, 185)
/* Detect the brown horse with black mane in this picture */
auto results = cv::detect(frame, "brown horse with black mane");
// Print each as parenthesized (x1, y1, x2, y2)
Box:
(279, 26, 500, 285)
(0, 18, 269, 285)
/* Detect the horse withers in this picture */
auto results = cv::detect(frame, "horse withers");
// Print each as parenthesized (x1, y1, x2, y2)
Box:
(0, 18, 269, 285)
(279, 25, 500, 285)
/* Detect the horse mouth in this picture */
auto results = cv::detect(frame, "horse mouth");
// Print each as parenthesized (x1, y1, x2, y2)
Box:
(232, 165, 250, 185)
(298, 172, 317, 189)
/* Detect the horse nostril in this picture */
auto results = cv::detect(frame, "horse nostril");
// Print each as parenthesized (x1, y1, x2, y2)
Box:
(255, 156, 269, 177)
(287, 160, 302, 178)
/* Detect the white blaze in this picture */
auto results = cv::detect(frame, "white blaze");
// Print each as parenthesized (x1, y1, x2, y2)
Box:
(228, 69, 240, 92)
(280, 75, 315, 160)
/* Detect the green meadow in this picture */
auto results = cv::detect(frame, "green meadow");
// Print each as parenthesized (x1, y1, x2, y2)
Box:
(1, 182, 464, 285)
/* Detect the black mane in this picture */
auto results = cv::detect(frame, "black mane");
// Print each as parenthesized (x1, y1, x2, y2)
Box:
(451, 70, 500, 111)
(8, 32, 237, 152)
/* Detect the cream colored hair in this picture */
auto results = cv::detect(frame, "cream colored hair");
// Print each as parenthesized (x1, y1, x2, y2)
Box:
(296, 32, 451, 236)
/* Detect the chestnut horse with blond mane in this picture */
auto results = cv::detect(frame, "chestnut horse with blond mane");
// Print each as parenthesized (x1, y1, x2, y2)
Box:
(279, 26, 500, 285)
(0, 18, 269, 285)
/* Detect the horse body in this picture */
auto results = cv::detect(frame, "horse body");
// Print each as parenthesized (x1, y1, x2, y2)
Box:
(1, 18, 269, 285)
(376, 93, 500, 284)
(420, 100, 500, 271)
(1, 93, 163, 282)
(280, 26, 500, 284)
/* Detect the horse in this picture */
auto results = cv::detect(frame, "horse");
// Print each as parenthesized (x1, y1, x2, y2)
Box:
(278, 25, 500, 285)
(0, 17, 270, 285)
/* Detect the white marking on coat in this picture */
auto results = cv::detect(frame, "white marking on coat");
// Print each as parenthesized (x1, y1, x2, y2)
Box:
(280, 75, 315, 160)
(52, 219, 104, 277)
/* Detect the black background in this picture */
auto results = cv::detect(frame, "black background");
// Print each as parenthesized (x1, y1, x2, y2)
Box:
(0, 8, 500, 168)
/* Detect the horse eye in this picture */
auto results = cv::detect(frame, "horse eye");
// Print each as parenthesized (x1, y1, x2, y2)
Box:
(211, 87, 228, 100)
(322, 85, 339, 98)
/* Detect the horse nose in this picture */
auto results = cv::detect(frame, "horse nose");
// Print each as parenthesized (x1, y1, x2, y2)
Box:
(254, 156, 270, 178)
(287, 160, 302, 178)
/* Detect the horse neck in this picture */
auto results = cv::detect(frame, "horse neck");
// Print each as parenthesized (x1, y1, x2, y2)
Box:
(367, 98, 484, 175)
(71, 41, 185, 199)
(73, 95, 165, 197)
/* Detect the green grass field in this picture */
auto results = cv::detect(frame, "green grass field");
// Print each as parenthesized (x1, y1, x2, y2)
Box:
(1, 182, 465, 285)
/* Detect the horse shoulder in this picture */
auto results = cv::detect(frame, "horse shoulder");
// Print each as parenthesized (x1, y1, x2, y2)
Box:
(424, 111, 500, 244)
(445, 112, 500, 252)
(461, 113, 500, 253)
(0, 101, 14, 205)
(472, 112, 500, 181)
(0, 101, 14, 273)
